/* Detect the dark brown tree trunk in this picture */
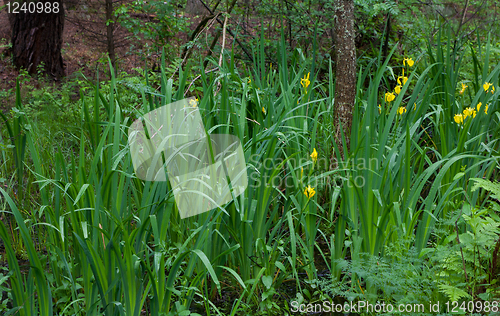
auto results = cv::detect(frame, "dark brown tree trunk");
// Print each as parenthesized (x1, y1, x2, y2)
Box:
(3, 0, 15, 29)
(333, 0, 356, 157)
(10, 0, 65, 78)
(382, 13, 391, 61)
(185, 0, 210, 16)
(105, 0, 116, 70)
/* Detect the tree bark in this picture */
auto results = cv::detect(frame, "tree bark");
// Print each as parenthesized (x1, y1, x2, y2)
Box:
(382, 13, 391, 62)
(105, 0, 116, 70)
(10, 0, 65, 78)
(333, 0, 356, 156)
(185, 0, 210, 16)
(3, 0, 15, 29)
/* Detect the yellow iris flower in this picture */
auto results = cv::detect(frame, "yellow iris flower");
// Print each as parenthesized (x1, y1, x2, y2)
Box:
(397, 69, 408, 86)
(189, 98, 199, 107)
(304, 185, 316, 199)
(463, 107, 475, 118)
(385, 92, 396, 102)
(483, 82, 492, 91)
(454, 114, 464, 124)
(310, 148, 318, 163)
(459, 82, 467, 95)
(403, 57, 415, 67)
(301, 72, 311, 89)
(394, 85, 402, 95)
(397, 106, 407, 115)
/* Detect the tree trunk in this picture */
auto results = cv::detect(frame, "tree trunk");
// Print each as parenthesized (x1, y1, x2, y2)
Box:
(382, 13, 391, 61)
(185, 0, 210, 16)
(333, 0, 356, 157)
(105, 0, 116, 70)
(3, 0, 15, 29)
(10, 0, 65, 78)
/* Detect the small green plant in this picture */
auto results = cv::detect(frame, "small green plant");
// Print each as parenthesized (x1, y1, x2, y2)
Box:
(320, 241, 442, 313)
(114, 0, 189, 53)
(430, 205, 500, 301)
(0, 260, 12, 313)
(418, 176, 500, 302)
(0, 81, 27, 202)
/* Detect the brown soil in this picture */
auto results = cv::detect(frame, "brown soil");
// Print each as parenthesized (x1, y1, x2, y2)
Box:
(0, 3, 200, 113)
(0, 2, 290, 115)
(0, 4, 130, 112)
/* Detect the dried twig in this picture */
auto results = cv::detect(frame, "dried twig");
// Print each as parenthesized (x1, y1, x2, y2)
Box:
(218, 15, 228, 67)
(184, 67, 219, 96)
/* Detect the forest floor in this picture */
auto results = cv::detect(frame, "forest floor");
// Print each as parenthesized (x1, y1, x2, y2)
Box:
(0, 7, 127, 112)
(0, 1, 289, 114)
(0, 3, 204, 113)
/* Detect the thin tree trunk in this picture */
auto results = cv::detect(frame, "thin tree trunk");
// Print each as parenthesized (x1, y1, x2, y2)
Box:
(382, 13, 391, 61)
(10, 0, 65, 78)
(185, 0, 210, 16)
(201, 0, 248, 66)
(333, 0, 356, 157)
(105, 0, 116, 70)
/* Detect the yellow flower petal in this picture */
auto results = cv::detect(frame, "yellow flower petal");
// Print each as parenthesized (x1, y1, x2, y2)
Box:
(304, 185, 316, 199)
(404, 57, 414, 67)
(385, 92, 395, 102)
(397, 70, 408, 86)
(309, 187, 315, 198)
(310, 148, 318, 163)
(394, 85, 402, 95)
(463, 107, 475, 118)
(459, 82, 467, 95)
(301, 72, 311, 89)
(483, 82, 492, 91)
(189, 99, 198, 107)
(454, 114, 464, 124)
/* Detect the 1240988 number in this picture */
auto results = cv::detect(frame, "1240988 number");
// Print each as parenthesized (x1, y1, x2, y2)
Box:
(7, 1, 59, 14)
(445, 300, 499, 313)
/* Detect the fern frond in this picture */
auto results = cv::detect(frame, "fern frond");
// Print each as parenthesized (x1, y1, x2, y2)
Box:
(438, 284, 471, 301)
(471, 178, 500, 201)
